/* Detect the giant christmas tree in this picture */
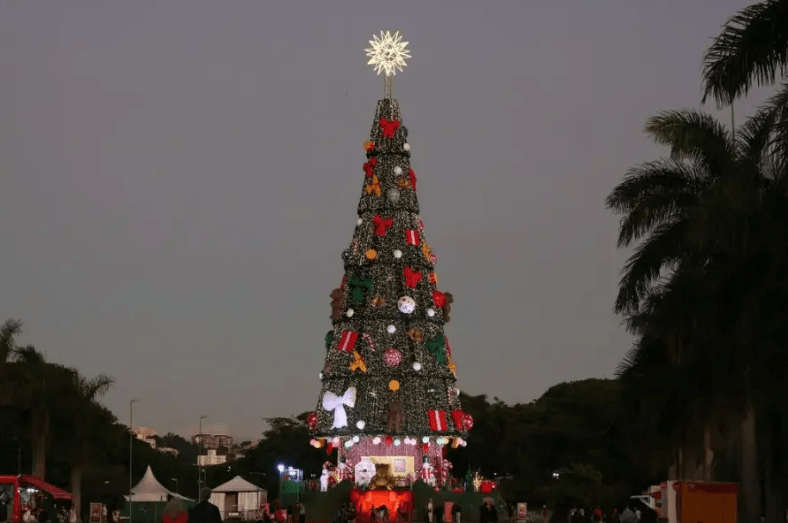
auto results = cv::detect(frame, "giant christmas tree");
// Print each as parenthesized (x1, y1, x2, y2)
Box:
(307, 31, 472, 488)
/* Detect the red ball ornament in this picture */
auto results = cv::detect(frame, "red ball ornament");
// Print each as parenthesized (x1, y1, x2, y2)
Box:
(385, 435, 393, 446)
(383, 348, 402, 367)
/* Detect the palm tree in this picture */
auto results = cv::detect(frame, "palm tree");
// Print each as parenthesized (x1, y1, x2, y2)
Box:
(0, 319, 24, 442)
(67, 372, 114, 518)
(606, 105, 787, 520)
(701, 0, 788, 107)
(0, 318, 23, 369)
(2, 347, 76, 479)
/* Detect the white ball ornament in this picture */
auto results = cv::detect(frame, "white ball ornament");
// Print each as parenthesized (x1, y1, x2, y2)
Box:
(393, 249, 402, 259)
(387, 188, 401, 204)
(353, 435, 360, 442)
(413, 362, 422, 371)
(422, 436, 430, 443)
(373, 436, 381, 445)
(427, 308, 435, 317)
(344, 440, 353, 448)
(387, 324, 396, 334)
(394, 166, 403, 175)
(357, 217, 363, 226)
(394, 439, 401, 446)
(398, 296, 416, 314)
(346, 308, 355, 318)
(356, 420, 366, 430)
(404, 143, 411, 151)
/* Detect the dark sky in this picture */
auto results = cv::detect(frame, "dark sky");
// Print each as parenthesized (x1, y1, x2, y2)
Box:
(0, 1, 770, 440)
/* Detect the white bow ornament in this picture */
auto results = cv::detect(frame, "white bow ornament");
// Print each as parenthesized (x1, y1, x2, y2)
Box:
(322, 386, 357, 428)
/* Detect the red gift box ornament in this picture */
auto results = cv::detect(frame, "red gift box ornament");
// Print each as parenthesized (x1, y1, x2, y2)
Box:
(428, 410, 448, 431)
(372, 215, 394, 236)
(307, 412, 318, 431)
(379, 117, 400, 138)
(450, 409, 464, 429)
(405, 229, 420, 246)
(336, 330, 359, 352)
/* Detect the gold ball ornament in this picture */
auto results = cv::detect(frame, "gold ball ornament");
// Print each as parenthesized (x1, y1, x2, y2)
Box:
(364, 140, 375, 151)
(365, 249, 378, 260)
(389, 380, 400, 391)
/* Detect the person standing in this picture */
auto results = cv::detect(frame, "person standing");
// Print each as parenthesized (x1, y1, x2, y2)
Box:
(619, 505, 637, 523)
(188, 488, 222, 523)
(162, 499, 187, 523)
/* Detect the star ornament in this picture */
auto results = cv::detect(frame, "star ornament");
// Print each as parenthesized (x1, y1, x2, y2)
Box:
(365, 30, 411, 77)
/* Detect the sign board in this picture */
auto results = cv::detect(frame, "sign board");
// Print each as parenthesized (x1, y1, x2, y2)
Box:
(89, 504, 102, 523)
(516, 503, 528, 522)
(443, 502, 453, 523)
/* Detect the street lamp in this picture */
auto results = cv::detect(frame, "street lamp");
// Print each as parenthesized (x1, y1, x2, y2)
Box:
(276, 465, 285, 502)
(129, 399, 139, 523)
(171, 479, 179, 495)
(250, 472, 266, 514)
(198, 415, 208, 493)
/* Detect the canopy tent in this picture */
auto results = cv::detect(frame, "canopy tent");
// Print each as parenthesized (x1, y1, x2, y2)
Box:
(209, 476, 266, 521)
(124, 466, 192, 502)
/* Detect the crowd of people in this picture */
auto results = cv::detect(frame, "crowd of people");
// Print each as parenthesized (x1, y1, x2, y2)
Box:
(565, 502, 657, 523)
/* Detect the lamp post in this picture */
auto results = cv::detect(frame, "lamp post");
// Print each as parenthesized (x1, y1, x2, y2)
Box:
(249, 472, 266, 514)
(277, 464, 285, 502)
(171, 479, 179, 495)
(129, 399, 139, 523)
(198, 415, 207, 494)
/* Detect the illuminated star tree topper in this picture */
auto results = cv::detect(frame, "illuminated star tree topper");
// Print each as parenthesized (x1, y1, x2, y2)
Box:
(365, 30, 411, 98)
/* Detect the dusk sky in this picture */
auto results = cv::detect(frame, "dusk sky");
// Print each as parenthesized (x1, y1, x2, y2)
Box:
(0, 1, 771, 440)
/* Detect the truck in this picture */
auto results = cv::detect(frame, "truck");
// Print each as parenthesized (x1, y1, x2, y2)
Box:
(643, 481, 738, 523)
(0, 475, 73, 523)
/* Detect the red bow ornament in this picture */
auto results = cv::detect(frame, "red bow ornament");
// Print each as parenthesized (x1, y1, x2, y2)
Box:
(408, 168, 418, 191)
(451, 409, 473, 431)
(363, 157, 377, 178)
(372, 215, 393, 236)
(404, 267, 422, 289)
(307, 412, 318, 431)
(379, 117, 400, 138)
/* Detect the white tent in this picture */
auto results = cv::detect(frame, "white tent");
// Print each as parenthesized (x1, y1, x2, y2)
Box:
(209, 476, 266, 521)
(125, 465, 192, 502)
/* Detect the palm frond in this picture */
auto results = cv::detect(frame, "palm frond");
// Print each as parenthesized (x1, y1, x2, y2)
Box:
(80, 374, 114, 400)
(759, 85, 788, 170)
(645, 111, 733, 175)
(0, 319, 23, 365)
(13, 345, 46, 366)
(615, 220, 690, 313)
(702, 0, 788, 107)
(607, 160, 706, 247)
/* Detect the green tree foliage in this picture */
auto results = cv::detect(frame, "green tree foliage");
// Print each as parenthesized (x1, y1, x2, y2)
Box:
(230, 413, 327, 499)
(448, 380, 653, 508)
(606, 87, 788, 520)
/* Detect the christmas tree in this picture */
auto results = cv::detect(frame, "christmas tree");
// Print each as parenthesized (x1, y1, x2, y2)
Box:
(307, 31, 472, 487)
